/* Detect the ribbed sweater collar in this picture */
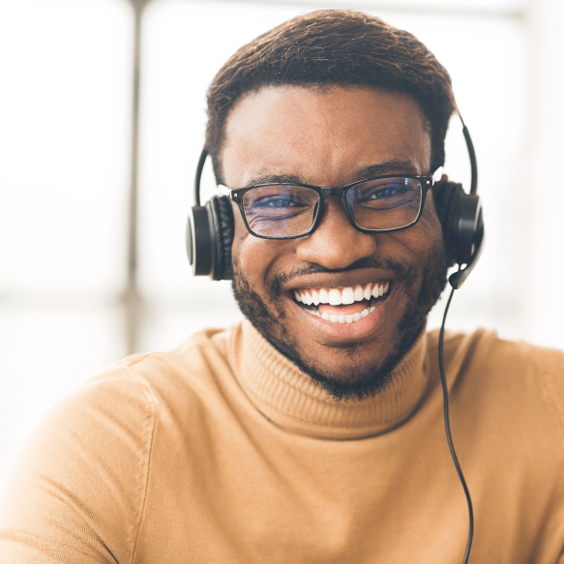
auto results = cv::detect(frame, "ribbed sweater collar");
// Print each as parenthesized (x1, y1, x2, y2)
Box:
(234, 320, 430, 439)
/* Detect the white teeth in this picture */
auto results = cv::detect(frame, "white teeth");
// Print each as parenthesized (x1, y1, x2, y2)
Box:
(328, 289, 341, 306)
(372, 282, 391, 299)
(295, 281, 391, 309)
(341, 287, 355, 305)
(302, 303, 378, 323)
(373, 283, 388, 298)
(312, 289, 320, 306)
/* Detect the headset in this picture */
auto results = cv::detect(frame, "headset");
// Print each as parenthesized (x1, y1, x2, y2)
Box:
(186, 114, 484, 290)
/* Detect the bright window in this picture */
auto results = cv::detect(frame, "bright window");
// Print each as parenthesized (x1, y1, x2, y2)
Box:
(0, 0, 132, 488)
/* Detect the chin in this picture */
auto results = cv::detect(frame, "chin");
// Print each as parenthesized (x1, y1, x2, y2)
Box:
(280, 312, 427, 401)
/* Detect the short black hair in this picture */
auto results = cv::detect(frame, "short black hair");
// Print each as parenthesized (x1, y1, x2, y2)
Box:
(206, 9, 455, 182)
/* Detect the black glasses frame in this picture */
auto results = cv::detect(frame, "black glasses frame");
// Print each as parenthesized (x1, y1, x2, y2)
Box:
(226, 174, 434, 240)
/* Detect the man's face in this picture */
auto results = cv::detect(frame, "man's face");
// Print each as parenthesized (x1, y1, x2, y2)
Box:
(221, 85, 447, 400)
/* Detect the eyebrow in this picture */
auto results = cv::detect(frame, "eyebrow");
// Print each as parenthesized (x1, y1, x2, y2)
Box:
(353, 160, 421, 180)
(242, 160, 421, 188)
(244, 172, 306, 187)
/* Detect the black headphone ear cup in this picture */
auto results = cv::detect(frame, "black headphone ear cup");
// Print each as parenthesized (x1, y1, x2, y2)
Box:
(432, 180, 482, 268)
(433, 180, 461, 267)
(187, 204, 214, 276)
(186, 196, 234, 280)
(208, 195, 234, 280)
(453, 193, 482, 266)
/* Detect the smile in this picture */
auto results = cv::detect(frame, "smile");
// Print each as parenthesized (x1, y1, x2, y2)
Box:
(293, 281, 391, 324)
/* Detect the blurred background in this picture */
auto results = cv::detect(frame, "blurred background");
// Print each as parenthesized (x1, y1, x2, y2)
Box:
(1, 0, 563, 492)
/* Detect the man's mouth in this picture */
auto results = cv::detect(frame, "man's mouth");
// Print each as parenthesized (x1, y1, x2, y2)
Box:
(292, 281, 392, 324)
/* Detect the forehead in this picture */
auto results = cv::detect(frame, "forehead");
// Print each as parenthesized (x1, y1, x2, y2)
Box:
(221, 85, 431, 188)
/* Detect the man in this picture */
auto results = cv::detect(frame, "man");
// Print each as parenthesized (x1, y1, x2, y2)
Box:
(1, 10, 564, 564)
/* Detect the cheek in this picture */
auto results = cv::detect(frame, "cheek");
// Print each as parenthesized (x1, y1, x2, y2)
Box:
(414, 198, 444, 249)
(231, 213, 253, 270)
(231, 208, 248, 250)
(385, 203, 444, 265)
(231, 212, 285, 286)
(231, 202, 257, 258)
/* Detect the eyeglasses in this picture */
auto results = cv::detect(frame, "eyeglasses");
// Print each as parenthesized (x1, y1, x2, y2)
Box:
(222, 174, 433, 240)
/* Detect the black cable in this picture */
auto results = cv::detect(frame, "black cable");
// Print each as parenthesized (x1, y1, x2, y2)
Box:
(438, 283, 474, 564)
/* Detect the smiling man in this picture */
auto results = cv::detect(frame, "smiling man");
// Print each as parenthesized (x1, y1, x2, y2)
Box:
(2, 9, 564, 564)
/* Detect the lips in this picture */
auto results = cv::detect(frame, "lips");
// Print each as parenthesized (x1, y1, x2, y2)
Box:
(292, 281, 391, 324)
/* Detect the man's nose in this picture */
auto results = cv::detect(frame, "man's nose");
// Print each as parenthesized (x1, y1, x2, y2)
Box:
(294, 196, 380, 270)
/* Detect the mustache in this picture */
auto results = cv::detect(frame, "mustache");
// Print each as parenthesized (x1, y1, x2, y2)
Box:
(267, 257, 417, 299)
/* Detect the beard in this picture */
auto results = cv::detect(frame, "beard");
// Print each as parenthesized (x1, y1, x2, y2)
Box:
(232, 247, 448, 402)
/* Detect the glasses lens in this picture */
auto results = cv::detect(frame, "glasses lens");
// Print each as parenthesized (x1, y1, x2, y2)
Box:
(242, 185, 319, 237)
(346, 177, 423, 230)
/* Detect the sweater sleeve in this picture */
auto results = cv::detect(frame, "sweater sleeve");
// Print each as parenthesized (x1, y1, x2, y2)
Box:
(0, 371, 155, 564)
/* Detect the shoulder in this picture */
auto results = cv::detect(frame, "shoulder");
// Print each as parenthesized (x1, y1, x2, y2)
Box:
(53, 322, 240, 456)
(50, 324, 242, 456)
(428, 327, 564, 377)
(428, 327, 564, 430)
(101, 324, 239, 410)
(0, 359, 158, 561)
(0, 325, 240, 561)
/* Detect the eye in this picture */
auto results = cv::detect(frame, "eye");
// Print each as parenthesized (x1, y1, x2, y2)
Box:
(243, 186, 318, 218)
(252, 194, 304, 209)
(353, 178, 421, 210)
(366, 185, 412, 200)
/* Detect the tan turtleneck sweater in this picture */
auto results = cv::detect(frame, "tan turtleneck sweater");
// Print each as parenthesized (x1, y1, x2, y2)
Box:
(1, 320, 564, 563)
